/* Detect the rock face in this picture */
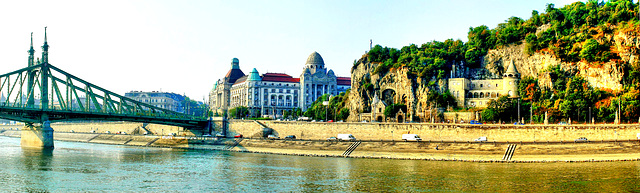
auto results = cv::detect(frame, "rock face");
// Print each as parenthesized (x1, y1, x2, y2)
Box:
(347, 56, 439, 122)
(347, 24, 639, 121)
(483, 24, 639, 90)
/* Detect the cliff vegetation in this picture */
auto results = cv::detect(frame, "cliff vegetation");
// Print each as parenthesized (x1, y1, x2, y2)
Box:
(347, 0, 640, 123)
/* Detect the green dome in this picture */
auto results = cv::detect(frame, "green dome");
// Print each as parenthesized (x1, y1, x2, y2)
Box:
(247, 68, 262, 81)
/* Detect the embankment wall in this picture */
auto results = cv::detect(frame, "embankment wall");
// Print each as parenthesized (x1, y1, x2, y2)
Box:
(0, 122, 196, 136)
(229, 120, 640, 142)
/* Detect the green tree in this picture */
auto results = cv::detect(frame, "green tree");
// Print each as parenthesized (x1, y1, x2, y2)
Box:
(383, 103, 407, 118)
(228, 106, 249, 119)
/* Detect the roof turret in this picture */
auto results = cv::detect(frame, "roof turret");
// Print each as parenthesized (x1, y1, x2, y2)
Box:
(304, 52, 325, 74)
(247, 68, 262, 81)
(503, 60, 520, 78)
(224, 58, 245, 83)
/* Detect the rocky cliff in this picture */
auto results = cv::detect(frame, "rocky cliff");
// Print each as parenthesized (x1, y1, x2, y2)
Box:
(346, 23, 639, 122)
(483, 23, 638, 90)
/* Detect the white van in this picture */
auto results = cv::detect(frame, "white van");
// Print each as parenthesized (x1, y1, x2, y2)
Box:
(474, 136, 487, 142)
(337, 134, 356, 141)
(402, 134, 422, 141)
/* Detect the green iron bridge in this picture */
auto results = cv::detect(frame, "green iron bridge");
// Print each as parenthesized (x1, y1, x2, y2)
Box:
(0, 62, 209, 128)
(0, 30, 209, 129)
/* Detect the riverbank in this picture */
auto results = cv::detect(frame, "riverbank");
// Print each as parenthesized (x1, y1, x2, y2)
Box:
(2, 129, 640, 163)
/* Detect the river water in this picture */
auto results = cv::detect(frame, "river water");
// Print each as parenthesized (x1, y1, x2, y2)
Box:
(1, 136, 640, 192)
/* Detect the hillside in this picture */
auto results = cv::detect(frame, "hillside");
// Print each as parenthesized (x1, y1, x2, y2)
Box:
(347, 0, 640, 123)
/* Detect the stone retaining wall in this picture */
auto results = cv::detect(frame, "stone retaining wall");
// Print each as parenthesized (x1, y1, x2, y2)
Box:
(229, 120, 640, 142)
(0, 122, 198, 136)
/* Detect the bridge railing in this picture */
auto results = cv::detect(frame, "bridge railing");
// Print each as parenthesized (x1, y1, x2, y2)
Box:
(0, 62, 200, 121)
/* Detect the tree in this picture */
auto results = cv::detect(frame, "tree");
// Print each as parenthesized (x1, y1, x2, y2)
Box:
(228, 106, 249, 119)
(482, 96, 517, 122)
(383, 103, 407, 118)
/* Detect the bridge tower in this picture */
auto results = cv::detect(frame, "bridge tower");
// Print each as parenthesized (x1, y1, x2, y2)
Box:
(21, 27, 54, 149)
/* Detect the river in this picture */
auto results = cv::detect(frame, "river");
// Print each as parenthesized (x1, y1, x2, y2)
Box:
(1, 136, 640, 192)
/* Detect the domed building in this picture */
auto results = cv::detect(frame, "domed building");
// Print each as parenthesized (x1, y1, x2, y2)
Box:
(209, 52, 351, 118)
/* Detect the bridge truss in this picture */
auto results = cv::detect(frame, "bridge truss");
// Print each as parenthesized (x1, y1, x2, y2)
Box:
(0, 62, 207, 128)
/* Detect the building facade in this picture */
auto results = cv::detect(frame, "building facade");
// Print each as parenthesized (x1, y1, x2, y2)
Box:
(209, 52, 351, 118)
(447, 61, 520, 108)
(124, 91, 186, 113)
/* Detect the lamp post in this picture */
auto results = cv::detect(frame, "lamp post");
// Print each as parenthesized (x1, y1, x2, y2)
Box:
(530, 102, 533, 124)
(518, 98, 521, 124)
(323, 100, 329, 122)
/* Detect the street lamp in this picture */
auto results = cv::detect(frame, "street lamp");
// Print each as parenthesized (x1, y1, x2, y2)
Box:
(518, 98, 521, 124)
(323, 100, 329, 122)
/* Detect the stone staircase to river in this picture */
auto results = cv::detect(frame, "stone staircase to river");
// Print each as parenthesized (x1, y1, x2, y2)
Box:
(503, 144, 517, 161)
(342, 141, 361, 156)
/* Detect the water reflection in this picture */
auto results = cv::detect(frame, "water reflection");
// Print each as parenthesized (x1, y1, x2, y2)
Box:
(2, 136, 640, 192)
(19, 147, 54, 192)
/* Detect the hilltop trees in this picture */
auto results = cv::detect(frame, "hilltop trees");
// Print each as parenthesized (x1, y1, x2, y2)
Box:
(303, 90, 351, 121)
(365, 0, 639, 123)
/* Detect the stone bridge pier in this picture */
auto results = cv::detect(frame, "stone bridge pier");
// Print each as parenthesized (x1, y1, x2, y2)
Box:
(21, 121, 54, 149)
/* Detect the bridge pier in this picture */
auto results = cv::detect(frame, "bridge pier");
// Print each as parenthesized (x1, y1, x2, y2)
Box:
(21, 121, 54, 149)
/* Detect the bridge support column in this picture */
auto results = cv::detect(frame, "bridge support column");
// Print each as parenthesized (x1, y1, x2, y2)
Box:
(21, 121, 54, 149)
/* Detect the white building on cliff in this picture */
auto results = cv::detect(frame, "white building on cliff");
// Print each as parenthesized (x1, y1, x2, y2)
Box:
(447, 61, 520, 108)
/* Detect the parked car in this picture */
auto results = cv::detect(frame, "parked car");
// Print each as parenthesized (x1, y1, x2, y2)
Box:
(234, 134, 243, 138)
(470, 120, 483, 124)
(215, 133, 225, 138)
(284, 135, 296, 139)
(473, 136, 488, 142)
(337, 134, 356, 141)
(267, 134, 279, 139)
(402, 134, 422, 141)
(327, 137, 337, 141)
(575, 137, 589, 142)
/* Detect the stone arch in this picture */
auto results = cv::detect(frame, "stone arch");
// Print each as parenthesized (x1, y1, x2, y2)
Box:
(376, 116, 384, 122)
(479, 92, 484, 98)
(381, 89, 396, 105)
(473, 92, 479, 98)
(486, 92, 490, 98)
(397, 115, 404, 123)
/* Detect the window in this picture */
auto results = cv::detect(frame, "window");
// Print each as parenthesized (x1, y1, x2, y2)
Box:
(480, 84, 483, 87)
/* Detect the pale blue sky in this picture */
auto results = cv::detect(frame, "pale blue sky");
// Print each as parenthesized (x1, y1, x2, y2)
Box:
(0, 0, 580, 100)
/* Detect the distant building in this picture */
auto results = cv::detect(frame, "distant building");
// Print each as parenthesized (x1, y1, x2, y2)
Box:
(124, 91, 186, 113)
(447, 61, 520, 108)
(209, 52, 351, 118)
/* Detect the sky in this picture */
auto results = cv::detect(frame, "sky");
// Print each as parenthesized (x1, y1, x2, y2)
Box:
(0, 0, 582, 101)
